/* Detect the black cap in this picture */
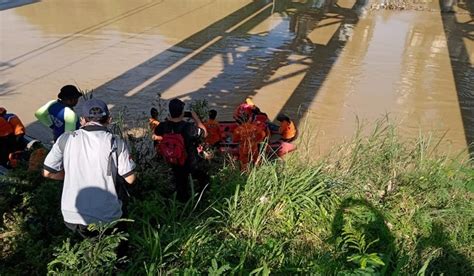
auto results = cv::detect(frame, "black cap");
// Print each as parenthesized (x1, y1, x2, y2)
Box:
(58, 85, 82, 100)
(81, 98, 110, 118)
(277, 113, 290, 122)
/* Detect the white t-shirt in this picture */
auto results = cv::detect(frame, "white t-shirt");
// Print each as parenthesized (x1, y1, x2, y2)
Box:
(44, 123, 135, 225)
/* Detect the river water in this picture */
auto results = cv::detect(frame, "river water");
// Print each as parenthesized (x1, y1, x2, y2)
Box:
(1, 0, 472, 156)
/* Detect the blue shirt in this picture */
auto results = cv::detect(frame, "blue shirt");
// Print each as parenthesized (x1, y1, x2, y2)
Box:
(35, 100, 80, 141)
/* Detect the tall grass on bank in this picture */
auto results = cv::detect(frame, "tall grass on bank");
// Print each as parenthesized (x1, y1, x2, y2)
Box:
(0, 120, 472, 274)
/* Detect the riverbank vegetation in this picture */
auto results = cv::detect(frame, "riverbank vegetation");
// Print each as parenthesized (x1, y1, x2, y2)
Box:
(1, 120, 472, 275)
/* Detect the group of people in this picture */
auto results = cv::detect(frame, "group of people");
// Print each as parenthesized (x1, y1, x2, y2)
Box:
(230, 98, 298, 170)
(2, 85, 297, 238)
(148, 97, 298, 180)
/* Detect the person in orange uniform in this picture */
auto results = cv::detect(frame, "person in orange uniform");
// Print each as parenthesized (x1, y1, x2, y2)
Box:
(204, 109, 222, 147)
(233, 113, 266, 171)
(277, 114, 297, 142)
(0, 111, 15, 166)
(0, 107, 26, 167)
(233, 97, 256, 122)
(149, 108, 160, 131)
(252, 107, 271, 139)
(149, 108, 161, 147)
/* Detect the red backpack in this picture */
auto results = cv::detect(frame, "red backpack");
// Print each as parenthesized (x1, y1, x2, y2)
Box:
(158, 132, 187, 166)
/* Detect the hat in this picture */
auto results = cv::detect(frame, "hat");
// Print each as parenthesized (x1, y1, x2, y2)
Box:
(81, 98, 110, 118)
(276, 113, 290, 122)
(58, 85, 82, 100)
(245, 97, 255, 106)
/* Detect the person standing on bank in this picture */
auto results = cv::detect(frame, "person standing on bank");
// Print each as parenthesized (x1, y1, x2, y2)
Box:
(35, 85, 82, 141)
(42, 98, 136, 236)
(154, 99, 208, 202)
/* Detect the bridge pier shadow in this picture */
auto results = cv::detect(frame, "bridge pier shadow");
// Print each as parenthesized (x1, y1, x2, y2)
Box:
(439, 0, 474, 157)
(0, 0, 39, 11)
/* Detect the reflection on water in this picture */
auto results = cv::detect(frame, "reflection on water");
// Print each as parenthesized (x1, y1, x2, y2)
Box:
(0, 0, 472, 156)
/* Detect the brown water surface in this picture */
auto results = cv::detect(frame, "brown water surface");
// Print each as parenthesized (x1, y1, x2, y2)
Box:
(1, 0, 472, 156)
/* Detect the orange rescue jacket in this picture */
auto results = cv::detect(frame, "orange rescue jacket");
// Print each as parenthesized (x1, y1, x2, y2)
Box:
(0, 117, 14, 137)
(5, 114, 25, 136)
(279, 120, 297, 140)
(204, 119, 222, 145)
(233, 122, 266, 158)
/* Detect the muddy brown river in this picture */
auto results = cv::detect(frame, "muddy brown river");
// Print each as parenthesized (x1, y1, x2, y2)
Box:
(1, 0, 472, 156)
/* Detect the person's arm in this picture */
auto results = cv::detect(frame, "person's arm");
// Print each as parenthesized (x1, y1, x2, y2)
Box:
(258, 127, 266, 142)
(191, 111, 207, 138)
(43, 170, 65, 180)
(233, 128, 241, 143)
(151, 134, 163, 141)
(117, 139, 137, 185)
(64, 108, 79, 131)
(153, 123, 164, 141)
(124, 173, 136, 185)
(42, 133, 67, 180)
(35, 100, 55, 127)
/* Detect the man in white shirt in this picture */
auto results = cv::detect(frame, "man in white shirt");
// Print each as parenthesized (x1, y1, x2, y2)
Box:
(43, 98, 136, 236)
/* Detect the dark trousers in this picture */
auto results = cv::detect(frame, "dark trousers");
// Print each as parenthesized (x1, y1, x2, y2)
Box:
(172, 163, 209, 202)
(0, 135, 16, 167)
(65, 220, 128, 257)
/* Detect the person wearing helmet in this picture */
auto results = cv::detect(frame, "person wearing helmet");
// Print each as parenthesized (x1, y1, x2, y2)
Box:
(35, 85, 82, 141)
(276, 113, 297, 142)
(232, 97, 256, 122)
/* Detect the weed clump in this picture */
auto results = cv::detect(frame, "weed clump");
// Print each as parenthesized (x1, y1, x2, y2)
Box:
(0, 120, 472, 274)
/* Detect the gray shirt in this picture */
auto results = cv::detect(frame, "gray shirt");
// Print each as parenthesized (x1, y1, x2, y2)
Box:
(44, 123, 135, 225)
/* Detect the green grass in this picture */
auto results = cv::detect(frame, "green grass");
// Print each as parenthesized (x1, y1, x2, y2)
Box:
(0, 121, 472, 275)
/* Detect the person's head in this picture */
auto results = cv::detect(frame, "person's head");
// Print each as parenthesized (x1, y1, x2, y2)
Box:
(58, 85, 82, 108)
(150, 107, 159, 119)
(209, 109, 217, 120)
(80, 98, 110, 125)
(168, 98, 185, 119)
(0, 107, 6, 116)
(276, 114, 290, 123)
